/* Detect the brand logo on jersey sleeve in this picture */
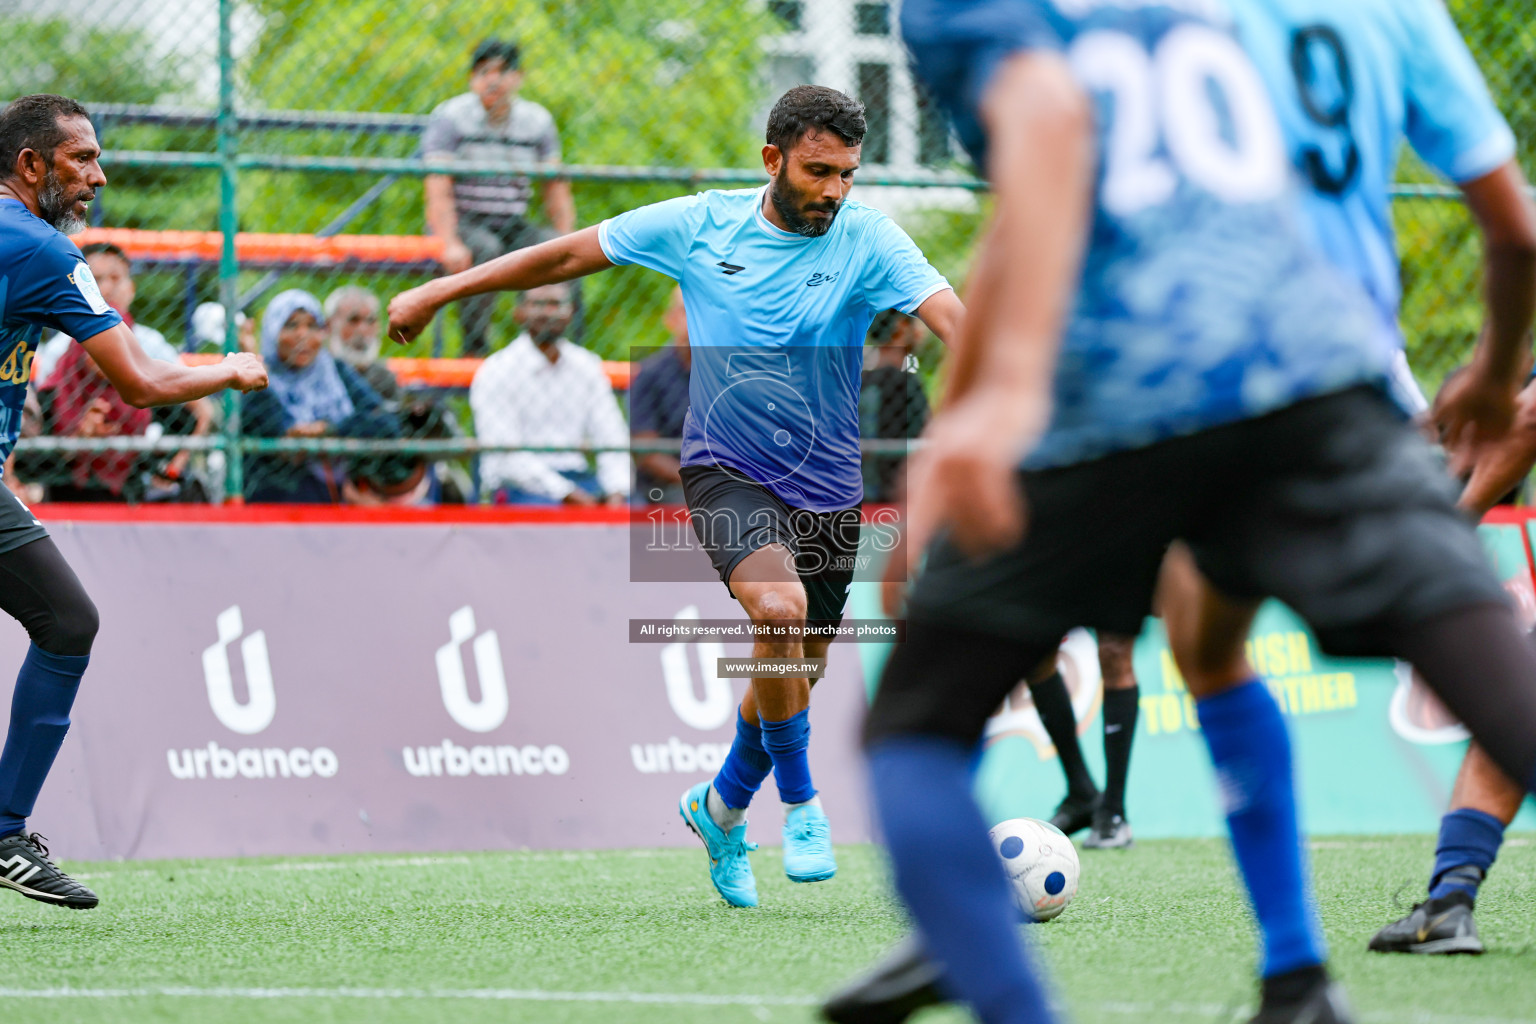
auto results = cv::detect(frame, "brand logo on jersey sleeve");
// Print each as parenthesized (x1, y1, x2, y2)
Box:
(67, 262, 111, 315)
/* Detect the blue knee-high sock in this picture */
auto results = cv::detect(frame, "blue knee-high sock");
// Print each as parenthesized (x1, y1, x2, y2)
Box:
(1429, 808, 1506, 901)
(712, 709, 775, 809)
(761, 707, 816, 804)
(0, 645, 89, 837)
(870, 738, 1055, 1024)
(1196, 680, 1326, 978)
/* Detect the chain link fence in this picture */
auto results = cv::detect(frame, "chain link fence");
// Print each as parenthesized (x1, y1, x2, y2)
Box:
(0, 0, 1526, 504)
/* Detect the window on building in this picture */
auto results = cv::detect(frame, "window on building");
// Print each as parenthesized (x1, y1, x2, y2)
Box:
(855, 2, 890, 35)
(768, 54, 815, 96)
(857, 62, 892, 164)
(768, 0, 804, 30)
(914, 77, 954, 166)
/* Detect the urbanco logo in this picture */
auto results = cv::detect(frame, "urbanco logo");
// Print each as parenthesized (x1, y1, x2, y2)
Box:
(436, 606, 508, 733)
(632, 606, 735, 775)
(404, 606, 570, 779)
(169, 605, 338, 781)
(202, 605, 274, 734)
(659, 605, 731, 730)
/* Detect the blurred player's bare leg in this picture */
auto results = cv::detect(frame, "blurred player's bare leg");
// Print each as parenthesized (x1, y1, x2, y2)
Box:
(1158, 546, 1330, 1002)
(1452, 743, 1527, 822)
(1157, 543, 1258, 700)
(1084, 633, 1138, 848)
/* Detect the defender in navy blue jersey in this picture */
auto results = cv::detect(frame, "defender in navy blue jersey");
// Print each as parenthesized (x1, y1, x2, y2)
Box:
(823, 2, 1536, 1023)
(1201, 0, 1536, 958)
(0, 95, 267, 909)
(388, 86, 962, 910)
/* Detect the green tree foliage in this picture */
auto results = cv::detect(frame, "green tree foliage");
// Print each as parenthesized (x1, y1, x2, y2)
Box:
(3, 17, 213, 346)
(1396, 0, 1536, 389)
(1, 18, 186, 104)
(238, 0, 778, 357)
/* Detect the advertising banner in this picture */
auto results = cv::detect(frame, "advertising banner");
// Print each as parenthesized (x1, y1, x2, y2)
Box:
(9, 519, 874, 861)
(5, 517, 1531, 861)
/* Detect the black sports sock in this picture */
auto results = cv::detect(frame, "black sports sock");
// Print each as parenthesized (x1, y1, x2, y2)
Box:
(1100, 686, 1139, 818)
(1029, 670, 1098, 799)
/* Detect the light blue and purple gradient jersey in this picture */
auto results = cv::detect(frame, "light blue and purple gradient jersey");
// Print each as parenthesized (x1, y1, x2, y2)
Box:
(600, 187, 949, 511)
(0, 198, 122, 470)
(902, 0, 1391, 469)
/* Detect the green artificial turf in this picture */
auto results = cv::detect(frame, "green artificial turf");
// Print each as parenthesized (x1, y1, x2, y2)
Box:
(3, 836, 1533, 1023)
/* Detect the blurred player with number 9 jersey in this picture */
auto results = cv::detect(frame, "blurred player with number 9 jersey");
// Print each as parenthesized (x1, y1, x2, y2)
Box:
(1218, 0, 1536, 957)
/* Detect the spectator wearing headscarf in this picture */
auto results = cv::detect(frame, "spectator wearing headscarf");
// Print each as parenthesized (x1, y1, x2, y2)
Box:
(242, 289, 398, 502)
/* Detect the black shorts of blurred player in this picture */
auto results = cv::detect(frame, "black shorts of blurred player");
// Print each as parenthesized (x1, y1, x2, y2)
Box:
(870, 380, 1536, 805)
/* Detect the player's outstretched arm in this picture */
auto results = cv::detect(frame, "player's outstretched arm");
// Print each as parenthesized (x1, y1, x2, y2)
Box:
(81, 323, 267, 407)
(387, 226, 613, 344)
(1435, 160, 1536, 469)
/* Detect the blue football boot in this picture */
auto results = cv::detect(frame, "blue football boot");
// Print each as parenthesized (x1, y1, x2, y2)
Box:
(783, 802, 837, 882)
(678, 781, 759, 908)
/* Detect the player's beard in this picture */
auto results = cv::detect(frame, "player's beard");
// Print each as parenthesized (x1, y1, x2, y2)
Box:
(37, 169, 89, 235)
(770, 171, 839, 238)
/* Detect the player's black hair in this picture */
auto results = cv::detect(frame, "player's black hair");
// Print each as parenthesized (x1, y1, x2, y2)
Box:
(80, 241, 130, 267)
(472, 38, 521, 72)
(765, 86, 867, 154)
(867, 309, 913, 345)
(0, 94, 90, 180)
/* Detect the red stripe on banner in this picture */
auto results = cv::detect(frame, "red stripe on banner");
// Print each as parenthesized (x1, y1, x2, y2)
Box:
(28, 504, 638, 526)
(1479, 506, 1536, 525)
(1481, 506, 1536, 579)
(27, 503, 904, 527)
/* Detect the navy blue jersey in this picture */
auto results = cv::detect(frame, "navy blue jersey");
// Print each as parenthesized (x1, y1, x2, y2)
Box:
(902, 0, 1391, 469)
(0, 198, 122, 466)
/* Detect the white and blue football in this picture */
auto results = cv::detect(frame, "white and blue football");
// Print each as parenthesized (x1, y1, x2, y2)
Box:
(989, 817, 1080, 922)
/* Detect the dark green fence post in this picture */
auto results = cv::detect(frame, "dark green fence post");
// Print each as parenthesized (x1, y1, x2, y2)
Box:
(218, 0, 243, 503)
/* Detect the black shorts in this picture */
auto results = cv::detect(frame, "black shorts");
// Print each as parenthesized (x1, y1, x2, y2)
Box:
(907, 386, 1505, 658)
(0, 479, 48, 555)
(680, 463, 861, 632)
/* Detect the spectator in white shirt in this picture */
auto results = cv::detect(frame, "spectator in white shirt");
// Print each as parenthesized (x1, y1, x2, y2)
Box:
(469, 282, 628, 505)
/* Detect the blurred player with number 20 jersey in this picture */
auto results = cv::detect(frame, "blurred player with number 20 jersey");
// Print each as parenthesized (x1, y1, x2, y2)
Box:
(823, 1, 1536, 1023)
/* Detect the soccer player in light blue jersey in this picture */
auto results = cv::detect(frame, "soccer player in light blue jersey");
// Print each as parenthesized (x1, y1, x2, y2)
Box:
(0, 95, 268, 909)
(1177, 0, 1536, 957)
(388, 86, 963, 909)
(822, 1, 1536, 1022)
